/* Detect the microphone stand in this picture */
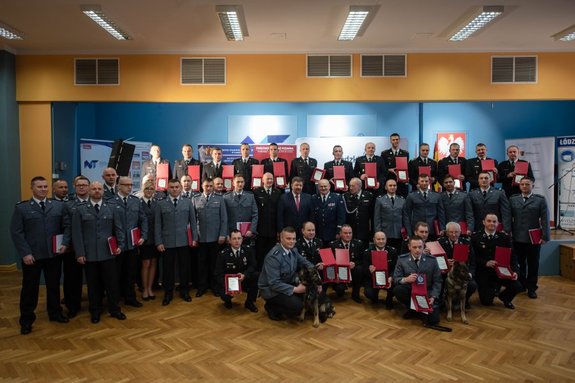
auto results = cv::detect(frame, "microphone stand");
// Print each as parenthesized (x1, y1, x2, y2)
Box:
(548, 163, 575, 235)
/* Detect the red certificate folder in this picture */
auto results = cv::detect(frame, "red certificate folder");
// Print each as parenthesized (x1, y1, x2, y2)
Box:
(319, 248, 337, 283)
(333, 166, 346, 190)
(395, 157, 408, 183)
(528, 228, 543, 244)
(107, 236, 119, 255)
(187, 223, 195, 247)
(187, 165, 201, 192)
(225, 274, 242, 295)
(458, 221, 469, 234)
(130, 227, 141, 247)
(411, 273, 433, 313)
(481, 159, 497, 183)
(237, 222, 251, 237)
(311, 168, 325, 183)
(156, 163, 169, 191)
(401, 227, 408, 240)
(364, 162, 378, 189)
(448, 164, 463, 189)
(495, 246, 514, 279)
(273, 162, 287, 188)
(52, 234, 64, 253)
(426, 241, 449, 273)
(453, 243, 469, 263)
(418, 166, 431, 177)
(433, 219, 441, 236)
(335, 248, 351, 283)
(251, 164, 264, 188)
(222, 165, 234, 191)
(371, 250, 390, 289)
(513, 161, 529, 185)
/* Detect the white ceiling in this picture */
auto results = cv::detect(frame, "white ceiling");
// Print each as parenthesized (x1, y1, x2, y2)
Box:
(1, 0, 575, 55)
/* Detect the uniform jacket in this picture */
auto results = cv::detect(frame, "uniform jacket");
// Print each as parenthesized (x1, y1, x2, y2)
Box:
(62, 196, 89, 247)
(438, 236, 476, 277)
(173, 157, 202, 180)
(192, 193, 228, 242)
(440, 190, 475, 232)
(201, 161, 225, 182)
(253, 187, 282, 237)
(223, 191, 259, 235)
(363, 244, 398, 280)
(393, 252, 442, 299)
(468, 187, 511, 232)
(374, 194, 408, 239)
(342, 190, 374, 243)
(103, 184, 117, 201)
(111, 194, 148, 250)
(471, 230, 517, 277)
(232, 157, 260, 191)
(405, 190, 445, 235)
(408, 157, 438, 188)
(324, 159, 354, 184)
(497, 159, 534, 198)
(509, 194, 550, 243)
(258, 244, 313, 299)
(312, 192, 346, 241)
(290, 157, 318, 195)
(329, 238, 365, 266)
(465, 157, 498, 190)
(140, 198, 158, 246)
(215, 244, 258, 290)
(381, 148, 410, 177)
(142, 158, 171, 179)
(295, 237, 323, 265)
(277, 192, 313, 233)
(261, 157, 289, 179)
(353, 155, 387, 192)
(154, 196, 198, 248)
(437, 156, 467, 183)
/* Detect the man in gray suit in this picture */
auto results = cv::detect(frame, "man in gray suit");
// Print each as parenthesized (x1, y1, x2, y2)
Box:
(193, 178, 228, 297)
(155, 179, 198, 305)
(405, 174, 445, 240)
(393, 236, 450, 331)
(223, 174, 258, 240)
(440, 175, 474, 236)
(72, 181, 126, 324)
(11, 176, 69, 335)
(510, 177, 550, 299)
(469, 172, 511, 233)
(113, 176, 148, 307)
(374, 179, 409, 251)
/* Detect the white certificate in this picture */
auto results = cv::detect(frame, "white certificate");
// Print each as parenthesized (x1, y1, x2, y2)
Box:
(312, 169, 323, 181)
(224, 179, 232, 190)
(335, 179, 345, 189)
(325, 266, 336, 281)
(514, 174, 524, 184)
(454, 179, 462, 189)
(436, 256, 448, 270)
(276, 176, 285, 186)
(338, 266, 349, 281)
(252, 178, 262, 187)
(416, 295, 429, 309)
(397, 170, 407, 180)
(366, 177, 376, 187)
(158, 179, 167, 189)
(227, 276, 240, 292)
(498, 266, 512, 276)
(375, 271, 387, 286)
(191, 180, 198, 190)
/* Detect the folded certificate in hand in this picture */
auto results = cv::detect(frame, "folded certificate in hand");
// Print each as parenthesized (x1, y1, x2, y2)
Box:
(107, 236, 119, 255)
(319, 248, 337, 283)
(448, 164, 463, 189)
(371, 250, 390, 289)
(374, 270, 388, 288)
(225, 274, 242, 295)
(416, 295, 430, 309)
(453, 243, 469, 263)
(311, 168, 325, 182)
(130, 227, 141, 247)
(52, 234, 64, 253)
(528, 228, 543, 244)
(237, 222, 251, 237)
(335, 248, 351, 282)
(481, 159, 496, 183)
(395, 157, 408, 183)
(188, 165, 201, 192)
(337, 266, 349, 282)
(273, 162, 287, 188)
(364, 162, 377, 189)
(411, 273, 433, 313)
(513, 161, 529, 186)
(495, 246, 514, 279)
(333, 166, 346, 191)
(251, 164, 264, 188)
(187, 223, 195, 247)
(435, 255, 449, 272)
(156, 163, 169, 191)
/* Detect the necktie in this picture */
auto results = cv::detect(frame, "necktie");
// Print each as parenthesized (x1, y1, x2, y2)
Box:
(414, 258, 419, 267)
(94, 203, 100, 213)
(449, 193, 453, 199)
(123, 197, 127, 206)
(304, 158, 308, 165)
(295, 194, 300, 210)
(488, 234, 493, 240)
(454, 158, 458, 165)
(110, 188, 115, 195)
(483, 190, 487, 198)
(322, 196, 326, 204)
(423, 159, 427, 165)
(423, 191, 427, 200)
(185, 192, 190, 198)
(39, 201, 46, 211)
(236, 193, 241, 201)
(395, 151, 398, 156)
(173, 198, 178, 208)
(344, 243, 349, 250)
(524, 196, 528, 203)
(147, 200, 151, 208)
(511, 161, 515, 167)
(267, 189, 271, 196)
(391, 196, 395, 206)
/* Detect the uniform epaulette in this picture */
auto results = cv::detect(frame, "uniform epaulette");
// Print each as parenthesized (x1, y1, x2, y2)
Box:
(127, 194, 139, 199)
(398, 253, 409, 258)
(16, 200, 28, 205)
(224, 191, 234, 196)
(533, 194, 545, 199)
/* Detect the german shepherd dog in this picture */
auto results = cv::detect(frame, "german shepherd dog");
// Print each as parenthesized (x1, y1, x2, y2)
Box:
(446, 261, 471, 324)
(297, 267, 336, 327)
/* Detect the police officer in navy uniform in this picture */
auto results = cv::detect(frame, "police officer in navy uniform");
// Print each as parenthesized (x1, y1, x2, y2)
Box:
(329, 224, 365, 303)
(465, 143, 498, 191)
(202, 147, 225, 181)
(497, 145, 535, 198)
(261, 143, 289, 180)
(437, 142, 467, 185)
(353, 142, 387, 196)
(381, 133, 410, 197)
(408, 143, 438, 190)
(11, 176, 69, 335)
(295, 221, 323, 266)
(232, 143, 260, 192)
(290, 142, 318, 195)
(253, 173, 282, 270)
(142, 144, 171, 179)
(471, 213, 522, 309)
(312, 179, 346, 246)
(509, 177, 550, 299)
(214, 230, 259, 312)
(343, 178, 375, 245)
(363, 231, 398, 309)
(173, 144, 202, 180)
(324, 145, 354, 193)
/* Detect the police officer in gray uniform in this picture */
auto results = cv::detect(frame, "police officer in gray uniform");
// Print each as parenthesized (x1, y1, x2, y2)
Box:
(223, 174, 258, 243)
(440, 175, 474, 236)
(374, 179, 409, 251)
(11, 176, 69, 335)
(468, 172, 512, 233)
(405, 174, 445, 239)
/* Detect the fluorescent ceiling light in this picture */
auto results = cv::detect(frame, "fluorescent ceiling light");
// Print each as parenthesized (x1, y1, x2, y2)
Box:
(0, 21, 23, 40)
(552, 25, 575, 41)
(449, 6, 504, 41)
(81, 5, 131, 40)
(216, 5, 248, 41)
(338, 6, 378, 41)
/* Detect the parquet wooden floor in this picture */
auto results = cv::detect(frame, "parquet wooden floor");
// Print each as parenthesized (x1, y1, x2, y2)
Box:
(1, 270, 574, 382)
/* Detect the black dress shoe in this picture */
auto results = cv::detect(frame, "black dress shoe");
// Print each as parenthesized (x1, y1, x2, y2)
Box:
(502, 300, 515, 309)
(67, 309, 78, 319)
(149, 295, 156, 300)
(49, 313, 70, 323)
(224, 300, 233, 309)
(90, 314, 100, 324)
(528, 290, 538, 299)
(142, 296, 151, 302)
(20, 324, 32, 335)
(244, 302, 258, 313)
(110, 311, 127, 320)
(125, 299, 143, 308)
(402, 310, 417, 320)
(351, 295, 363, 304)
(181, 293, 192, 302)
(195, 289, 207, 298)
(162, 295, 172, 306)
(423, 323, 453, 332)
(267, 310, 282, 321)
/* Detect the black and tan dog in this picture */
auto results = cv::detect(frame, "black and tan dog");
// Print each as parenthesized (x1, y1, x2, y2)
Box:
(297, 267, 336, 327)
(446, 261, 471, 324)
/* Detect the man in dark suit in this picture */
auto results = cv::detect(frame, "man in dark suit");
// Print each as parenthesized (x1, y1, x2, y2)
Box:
(142, 144, 171, 180)
(343, 178, 375, 244)
(193, 178, 228, 297)
(253, 173, 282, 269)
(232, 143, 260, 192)
(324, 145, 354, 192)
(102, 167, 118, 200)
(214, 230, 259, 312)
(112, 176, 148, 308)
(363, 231, 398, 309)
(353, 142, 386, 196)
(289, 142, 318, 195)
(312, 179, 346, 246)
(408, 143, 438, 190)
(393, 236, 449, 331)
(374, 179, 409, 251)
(72, 181, 127, 324)
(173, 144, 202, 180)
(440, 175, 474, 236)
(261, 143, 289, 184)
(405, 174, 445, 239)
(437, 142, 467, 186)
(468, 172, 512, 233)
(11, 176, 69, 335)
(295, 221, 323, 266)
(223, 174, 258, 240)
(465, 143, 498, 190)
(277, 176, 313, 235)
(510, 177, 550, 299)
(381, 133, 410, 197)
(497, 145, 535, 198)
(155, 179, 198, 305)
(201, 147, 225, 181)
(329, 225, 365, 303)
(471, 213, 522, 309)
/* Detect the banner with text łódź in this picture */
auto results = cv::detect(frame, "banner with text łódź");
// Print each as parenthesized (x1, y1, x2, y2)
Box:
(557, 136, 575, 230)
(505, 137, 555, 227)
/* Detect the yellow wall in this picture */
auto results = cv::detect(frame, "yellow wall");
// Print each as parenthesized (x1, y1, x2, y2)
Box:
(16, 53, 575, 103)
(19, 102, 52, 200)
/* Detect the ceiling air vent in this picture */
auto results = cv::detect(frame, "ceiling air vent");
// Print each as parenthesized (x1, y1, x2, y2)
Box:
(492, 56, 537, 84)
(361, 54, 407, 77)
(75, 58, 119, 85)
(307, 55, 352, 78)
(181, 58, 226, 85)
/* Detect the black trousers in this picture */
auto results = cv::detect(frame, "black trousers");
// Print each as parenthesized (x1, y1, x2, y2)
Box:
(162, 246, 191, 295)
(198, 242, 219, 291)
(85, 259, 121, 315)
(256, 236, 277, 271)
(220, 273, 260, 303)
(476, 271, 523, 305)
(324, 266, 363, 298)
(19, 257, 63, 326)
(363, 281, 394, 305)
(514, 241, 541, 292)
(189, 246, 199, 288)
(393, 283, 440, 325)
(62, 251, 84, 312)
(264, 293, 303, 317)
(116, 248, 138, 302)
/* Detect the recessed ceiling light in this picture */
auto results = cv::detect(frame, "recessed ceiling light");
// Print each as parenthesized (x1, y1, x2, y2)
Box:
(338, 6, 378, 41)
(0, 21, 23, 40)
(216, 5, 249, 41)
(81, 5, 131, 40)
(552, 24, 575, 41)
(448, 6, 504, 42)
